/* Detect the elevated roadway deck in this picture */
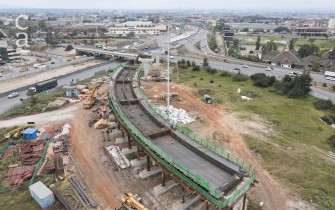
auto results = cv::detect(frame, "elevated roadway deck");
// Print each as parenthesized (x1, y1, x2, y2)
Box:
(108, 66, 256, 209)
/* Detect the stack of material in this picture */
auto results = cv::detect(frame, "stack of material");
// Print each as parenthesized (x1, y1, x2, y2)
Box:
(105, 145, 130, 169)
(53, 123, 71, 140)
(68, 176, 98, 208)
(8, 166, 35, 187)
(157, 105, 195, 124)
(94, 119, 110, 129)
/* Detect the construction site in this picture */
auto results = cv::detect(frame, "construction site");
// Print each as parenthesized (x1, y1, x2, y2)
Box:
(0, 61, 258, 210)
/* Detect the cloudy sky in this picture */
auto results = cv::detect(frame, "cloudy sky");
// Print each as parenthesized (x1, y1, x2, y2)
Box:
(1, 0, 335, 10)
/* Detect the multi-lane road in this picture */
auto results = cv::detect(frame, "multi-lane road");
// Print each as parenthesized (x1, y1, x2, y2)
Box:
(0, 61, 121, 114)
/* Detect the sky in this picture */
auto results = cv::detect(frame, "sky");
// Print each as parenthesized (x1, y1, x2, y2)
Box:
(1, 0, 335, 10)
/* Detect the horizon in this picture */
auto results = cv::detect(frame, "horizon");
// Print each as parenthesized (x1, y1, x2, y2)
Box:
(1, 0, 335, 11)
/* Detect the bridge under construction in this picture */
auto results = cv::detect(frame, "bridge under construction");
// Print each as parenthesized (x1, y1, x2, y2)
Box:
(108, 66, 257, 209)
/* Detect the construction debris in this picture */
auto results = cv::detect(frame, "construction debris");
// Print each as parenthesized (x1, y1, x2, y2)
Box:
(94, 119, 110, 129)
(105, 145, 130, 169)
(53, 123, 71, 140)
(68, 176, 98, 208)
(156, 105, 195, 124)
(69, 156, 85, 179)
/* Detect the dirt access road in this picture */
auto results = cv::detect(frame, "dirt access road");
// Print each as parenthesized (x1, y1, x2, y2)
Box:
(141, 80, 312, 210)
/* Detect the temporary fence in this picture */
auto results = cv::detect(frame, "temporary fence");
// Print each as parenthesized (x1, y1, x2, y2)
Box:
(29, 140, 50, 186)
(108, 66, 257, 208)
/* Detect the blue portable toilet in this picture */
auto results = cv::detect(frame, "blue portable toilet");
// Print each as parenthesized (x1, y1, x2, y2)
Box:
(65, 87, 80, 98)
(22, 128, 38, 140)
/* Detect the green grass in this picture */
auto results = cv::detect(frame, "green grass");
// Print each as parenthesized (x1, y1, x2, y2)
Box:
(0, 91, 62, 120)
(171, 67, 335, 209)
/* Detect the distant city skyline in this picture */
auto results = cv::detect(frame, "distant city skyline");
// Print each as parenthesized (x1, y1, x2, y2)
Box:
(1, 0, 335, 10)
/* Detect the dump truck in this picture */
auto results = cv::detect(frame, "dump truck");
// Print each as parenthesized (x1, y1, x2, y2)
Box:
(121, 193, 148, 210)
(204, 94, 213, 104)
(83, 84, 97, 109)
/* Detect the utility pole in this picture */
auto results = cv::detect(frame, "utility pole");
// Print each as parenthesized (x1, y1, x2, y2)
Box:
(167, 22, 170, 116)
(95, 16, 98, 42)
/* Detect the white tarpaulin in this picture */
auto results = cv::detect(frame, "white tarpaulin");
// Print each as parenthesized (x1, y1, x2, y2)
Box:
(157, 105, 195, 124)
(53, 123, 71, 140)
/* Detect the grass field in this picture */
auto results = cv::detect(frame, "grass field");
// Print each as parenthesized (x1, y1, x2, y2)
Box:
(236, 34, 335, 51)
(170, 67, 335, 209)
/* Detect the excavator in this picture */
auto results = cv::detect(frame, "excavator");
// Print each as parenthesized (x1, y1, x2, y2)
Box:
(83, 84, 97, 109)
(117, 193, 148, 210)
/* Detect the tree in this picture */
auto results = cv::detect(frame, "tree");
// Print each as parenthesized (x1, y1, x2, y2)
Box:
(186, 60, 191, 67)
(289, 39, 295, 50)
(262, 40, 278, 53)
(191, 61, 196, 67)
(276, 73, 313, 98)
(242, 28, 249, 32)
(65, 45, 74, 51)
(274, 26, 289, 33)
(127, 31, 135, 38)
(203, 57, 209, 67)
(312, 62, 320, 72)
(255, 35, 261, 50)
(251, 73, 276, 87)
(38, 20, 47, 30)
(298, 44, 319, 58)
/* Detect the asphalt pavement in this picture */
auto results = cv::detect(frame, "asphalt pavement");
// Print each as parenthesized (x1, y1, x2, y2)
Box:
(0, 60, 122, 114)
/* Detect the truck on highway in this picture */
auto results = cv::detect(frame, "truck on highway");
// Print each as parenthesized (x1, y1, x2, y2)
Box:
(28, 79, 58, 94)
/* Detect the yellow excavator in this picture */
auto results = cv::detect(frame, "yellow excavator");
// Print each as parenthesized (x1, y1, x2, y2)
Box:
(83, 84, 97, 109)
(120, 193, 148, 210)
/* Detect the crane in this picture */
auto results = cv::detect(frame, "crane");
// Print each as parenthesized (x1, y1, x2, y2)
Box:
(83, 84, 97, 109)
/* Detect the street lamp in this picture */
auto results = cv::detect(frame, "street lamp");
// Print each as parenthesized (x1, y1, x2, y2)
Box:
(166, 21, 170, 117)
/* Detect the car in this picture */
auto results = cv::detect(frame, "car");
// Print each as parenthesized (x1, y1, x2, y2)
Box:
(169, 56, 174, 59)
(0, 73, 3, 77)
(243, 65, 249, 68)
(331, 77, 335, 81)
(8, 92, 19, 98)
(326, 76, 332, 80)
(51, 61, 55, 64)
(265, 66, 273, 71)
(289, 72, 301, 77)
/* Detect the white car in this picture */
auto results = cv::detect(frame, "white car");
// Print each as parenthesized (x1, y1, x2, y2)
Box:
(265, 66, 273, 71)
(243, 65, 249, 68)
(8, 92, 19, 98)
(326, 76, 332, 80)
(331, 77, 335, 81)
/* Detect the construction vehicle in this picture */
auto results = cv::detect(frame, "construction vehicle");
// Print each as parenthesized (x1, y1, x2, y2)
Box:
(204, 94, 213, 104)
(121, 193, 148, 210)
(83, 84, 97, 109)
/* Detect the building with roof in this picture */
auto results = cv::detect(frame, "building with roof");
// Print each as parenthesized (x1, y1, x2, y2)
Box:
(296, 27, 328, 37)
(328, 16, 335, 34)
(22, 128, 38, 140)
(107, 21, 166, 36)
(263, 49, 303, 69)
(320, 49, 335, 72)
(302, 54, 322, 68)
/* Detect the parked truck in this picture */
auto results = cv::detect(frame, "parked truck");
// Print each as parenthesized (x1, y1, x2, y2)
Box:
(28, 79, 58, 94)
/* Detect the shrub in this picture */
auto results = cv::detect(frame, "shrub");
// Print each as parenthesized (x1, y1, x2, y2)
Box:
(220, 71, 232, 77)
(251, 73, 276, 87)
(328, 135, 335, 147)
(321, 116, 332, 125)
(218, 85, 222, 87)
(192, 65, 200, 72)
(178, 63, 188, 69)
(322, 83, 327, 87)
(200, 78, 203, 80)
(232, 74, 248, 82)
(313, 99, 334, 110)
(204, 67, 218, 74)
(209, 80, 214, 83)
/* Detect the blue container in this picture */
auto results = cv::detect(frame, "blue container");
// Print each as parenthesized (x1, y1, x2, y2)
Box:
(22, 128, 38, 140)
(29, 181, 55, 209)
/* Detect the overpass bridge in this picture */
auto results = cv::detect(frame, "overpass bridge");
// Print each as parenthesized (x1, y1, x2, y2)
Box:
(108, 66, 256, 209)
(76, 47, 138, 59)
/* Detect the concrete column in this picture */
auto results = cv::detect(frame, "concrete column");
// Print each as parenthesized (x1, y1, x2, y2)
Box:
(162, 171, 166, 187)
(117, 121, 121, 130)
(147, 155, 151, 171)
(242, 194, 247, 210)
(137, 145, 141, 160)
(128, 135, 131, 149)
(121, 128, 125, 137)
(206, 203, 209, 210)
(181, 195, 185, 204)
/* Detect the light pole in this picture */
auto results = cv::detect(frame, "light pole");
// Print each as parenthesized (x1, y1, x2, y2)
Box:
(167, 21, 170, 116)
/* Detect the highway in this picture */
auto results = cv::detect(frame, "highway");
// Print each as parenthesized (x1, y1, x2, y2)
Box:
(0, 61, 122, 114)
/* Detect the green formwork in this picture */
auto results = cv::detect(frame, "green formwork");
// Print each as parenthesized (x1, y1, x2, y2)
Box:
(108, 66, 256, 209)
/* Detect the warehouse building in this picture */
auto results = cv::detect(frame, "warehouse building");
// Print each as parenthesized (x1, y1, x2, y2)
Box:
(107, 21, 166, 36)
